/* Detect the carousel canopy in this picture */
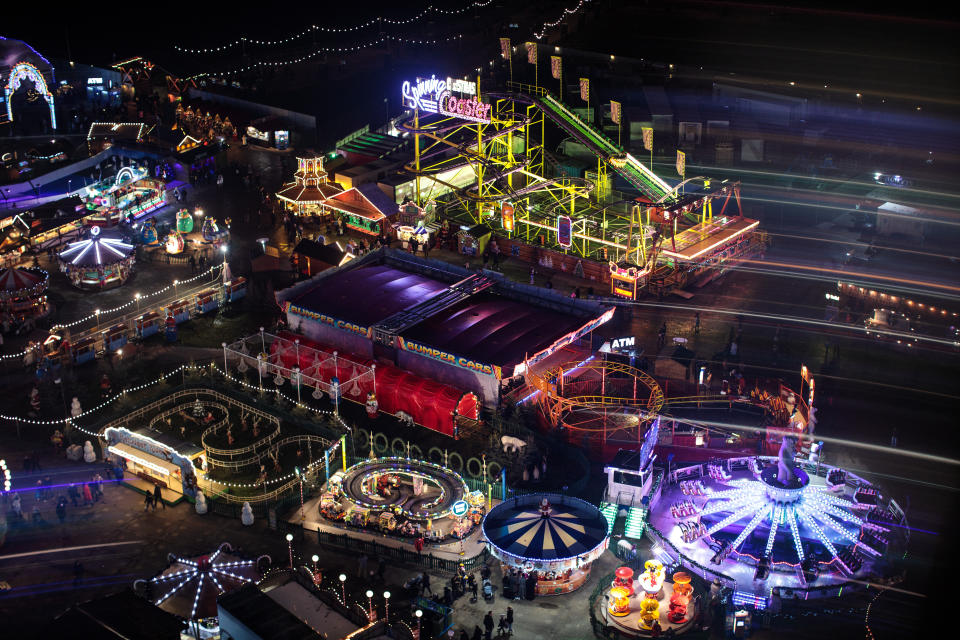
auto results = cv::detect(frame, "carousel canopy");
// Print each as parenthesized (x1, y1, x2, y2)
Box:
(482, 494, 609, 564)
(0, 266, 46, 292)
(58, 225, 134, 267)
(145, 543, 262, 621)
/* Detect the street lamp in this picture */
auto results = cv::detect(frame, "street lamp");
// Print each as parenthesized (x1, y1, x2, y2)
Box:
(338, 573, 347, 603)
(135, 292, 141, 312)
(366, 590, 374, 620)
(415, 609, 423, 637)
(311, 554, 320, 583)
(94, 308, 101, 331)
(285, 533, 294, 568)
(383, 591, 391, 620)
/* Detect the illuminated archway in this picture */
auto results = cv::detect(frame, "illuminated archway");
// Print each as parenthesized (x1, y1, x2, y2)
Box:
(4, 62, 56, 130)
(116, 166, 137, 185)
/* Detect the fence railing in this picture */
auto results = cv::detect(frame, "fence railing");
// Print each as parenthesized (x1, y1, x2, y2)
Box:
(285, 524, 490, 576)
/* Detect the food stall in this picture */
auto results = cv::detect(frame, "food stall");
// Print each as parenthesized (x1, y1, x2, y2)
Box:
(103, 426, 202, 498)
(457, 223, 492, 256)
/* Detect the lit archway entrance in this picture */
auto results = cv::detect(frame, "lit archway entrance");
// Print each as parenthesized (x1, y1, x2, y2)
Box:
(4, 62, 56, 130)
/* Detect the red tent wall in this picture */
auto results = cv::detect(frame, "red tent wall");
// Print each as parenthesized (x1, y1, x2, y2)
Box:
(272, 331, 470, 437)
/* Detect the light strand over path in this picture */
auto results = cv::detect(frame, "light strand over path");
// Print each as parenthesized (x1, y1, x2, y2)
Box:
(173, 1, 494, 54)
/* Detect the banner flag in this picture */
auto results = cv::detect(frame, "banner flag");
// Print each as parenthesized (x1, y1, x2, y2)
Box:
(499, 38, 511, 60)
(551, 56, 562, 79)
(580, 78, 589, 102)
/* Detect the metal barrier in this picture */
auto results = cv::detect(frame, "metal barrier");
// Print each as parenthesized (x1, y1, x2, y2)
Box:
(302, 526, 490, 576)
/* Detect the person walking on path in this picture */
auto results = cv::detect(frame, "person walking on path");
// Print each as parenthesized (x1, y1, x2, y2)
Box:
(376, 557, 386, 583)
(657, 322, 667, 350)
(144, 491, 154, 512)
(415, 534, 424, 555)
(483, 611, 494, 640)
(56, 497, 67, 524)
(12, 494, 22, 519)
(82, 483, 93, 507)
(694, 312, 701, 336)
(153, 484, 165, 510)
(68, 484, 80, 507)
(421, 572, 433, 595)
(506, 606, 514, 633)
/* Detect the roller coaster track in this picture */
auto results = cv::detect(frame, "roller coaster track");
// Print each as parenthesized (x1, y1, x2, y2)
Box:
(396, 111, 594, 204)
(496, 83, 676, 203)
(528, 360, 666, 427)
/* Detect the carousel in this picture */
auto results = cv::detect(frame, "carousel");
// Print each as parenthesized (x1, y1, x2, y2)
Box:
(321, 457, 480, 541)
(57, 225, 135, 289)
(0, 266, 50, 320)
(482, 494, 609, 596)
(134, 542, 269, 638)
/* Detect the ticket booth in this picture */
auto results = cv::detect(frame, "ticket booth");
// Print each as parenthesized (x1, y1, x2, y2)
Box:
(195, 288, 219, 314)
(136, 311, 162, 338)
(102, 323, 128, 352)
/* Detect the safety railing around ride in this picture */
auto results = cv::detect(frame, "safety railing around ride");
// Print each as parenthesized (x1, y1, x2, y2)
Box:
(206, 433, 333, 472)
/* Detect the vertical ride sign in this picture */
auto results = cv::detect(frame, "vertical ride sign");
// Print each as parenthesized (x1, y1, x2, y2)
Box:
(557, 215, 573, 248)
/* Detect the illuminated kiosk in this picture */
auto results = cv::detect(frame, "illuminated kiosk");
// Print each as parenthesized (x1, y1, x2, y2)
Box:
(104, 426, 203, 502)
(321, 457, 478, 540)
(0, 266, 49, 319)
(645, 436, 909, 604)
(323, 183, 399, 236)
(133, 542, 266, 636)
(482, 494, 608, 596)
(276, 156, 343, 218)
(57, 225, 135, 289)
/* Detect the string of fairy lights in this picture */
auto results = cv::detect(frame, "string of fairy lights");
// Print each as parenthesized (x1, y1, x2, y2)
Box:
(180, 0, 589, 79)
(533, 0, 592, 40)
(186, 34, 464, 80)
(0, 359, 351, 491)
(173, 0, 494, 53)
(0, 265, 222, 361)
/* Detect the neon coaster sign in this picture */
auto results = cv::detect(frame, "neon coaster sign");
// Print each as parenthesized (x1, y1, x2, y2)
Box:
(401, 75, 492, 124)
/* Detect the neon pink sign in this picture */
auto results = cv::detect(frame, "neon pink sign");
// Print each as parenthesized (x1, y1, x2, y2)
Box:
(401, 75, 492, 124)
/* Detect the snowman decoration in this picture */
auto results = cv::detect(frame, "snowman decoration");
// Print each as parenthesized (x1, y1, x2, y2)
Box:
(83, 441, 97, 463)
(240, 501, 255, 526)
(195, 489, 208, 514)
(70, 397, 82, 419)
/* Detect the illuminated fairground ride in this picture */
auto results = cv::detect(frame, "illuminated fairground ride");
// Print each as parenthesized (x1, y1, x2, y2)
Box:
(645, 441, 909, 601)
(395, 77, 764, 298)
(525, 358, 665, 452)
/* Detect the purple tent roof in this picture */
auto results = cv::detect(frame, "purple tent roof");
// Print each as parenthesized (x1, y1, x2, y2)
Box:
(401, 292, 585, 368)
(288, 264, 448, 327)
